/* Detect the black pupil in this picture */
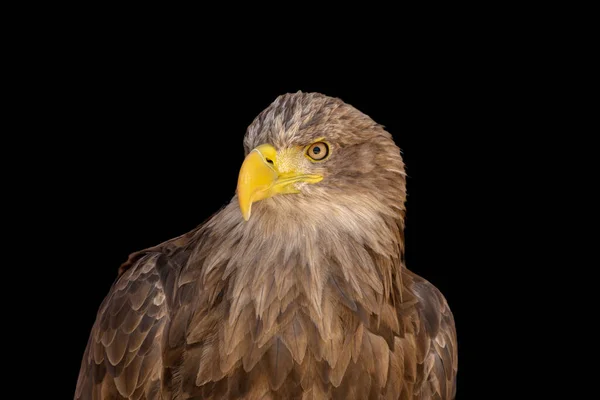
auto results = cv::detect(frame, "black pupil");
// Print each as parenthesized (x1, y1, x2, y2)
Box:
(312, 146, 321, 155)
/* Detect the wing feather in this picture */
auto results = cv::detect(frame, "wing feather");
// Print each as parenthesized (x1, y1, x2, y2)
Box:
(75, 253, 174, 400)
(404, 270, 458, 399)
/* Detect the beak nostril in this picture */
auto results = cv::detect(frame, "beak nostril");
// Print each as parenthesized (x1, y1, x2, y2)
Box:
(266, 158, 274, 165)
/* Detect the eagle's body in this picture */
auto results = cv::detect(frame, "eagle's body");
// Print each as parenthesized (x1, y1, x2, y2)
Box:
(76, 93, 457, 399)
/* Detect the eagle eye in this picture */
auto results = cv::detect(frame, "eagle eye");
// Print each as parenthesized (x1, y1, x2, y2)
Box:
(306, 142, 329, 161)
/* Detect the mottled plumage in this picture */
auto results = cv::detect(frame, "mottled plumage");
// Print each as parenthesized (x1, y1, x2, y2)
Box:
(76, 92, 457, 399)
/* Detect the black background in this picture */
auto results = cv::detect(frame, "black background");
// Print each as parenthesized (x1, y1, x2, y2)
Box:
(22, 32, 525, 399)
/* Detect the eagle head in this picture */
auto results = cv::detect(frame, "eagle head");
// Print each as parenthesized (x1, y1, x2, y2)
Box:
(237, 92, 407, 227)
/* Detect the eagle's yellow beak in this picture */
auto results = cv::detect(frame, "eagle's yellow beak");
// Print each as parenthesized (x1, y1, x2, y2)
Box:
(237, 144, 323, 221)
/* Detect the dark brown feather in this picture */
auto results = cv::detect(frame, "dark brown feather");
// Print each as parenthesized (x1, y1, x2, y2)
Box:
(75, 252, 176, 400)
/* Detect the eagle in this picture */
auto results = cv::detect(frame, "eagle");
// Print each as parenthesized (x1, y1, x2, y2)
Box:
(75, 92, 458, 399)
